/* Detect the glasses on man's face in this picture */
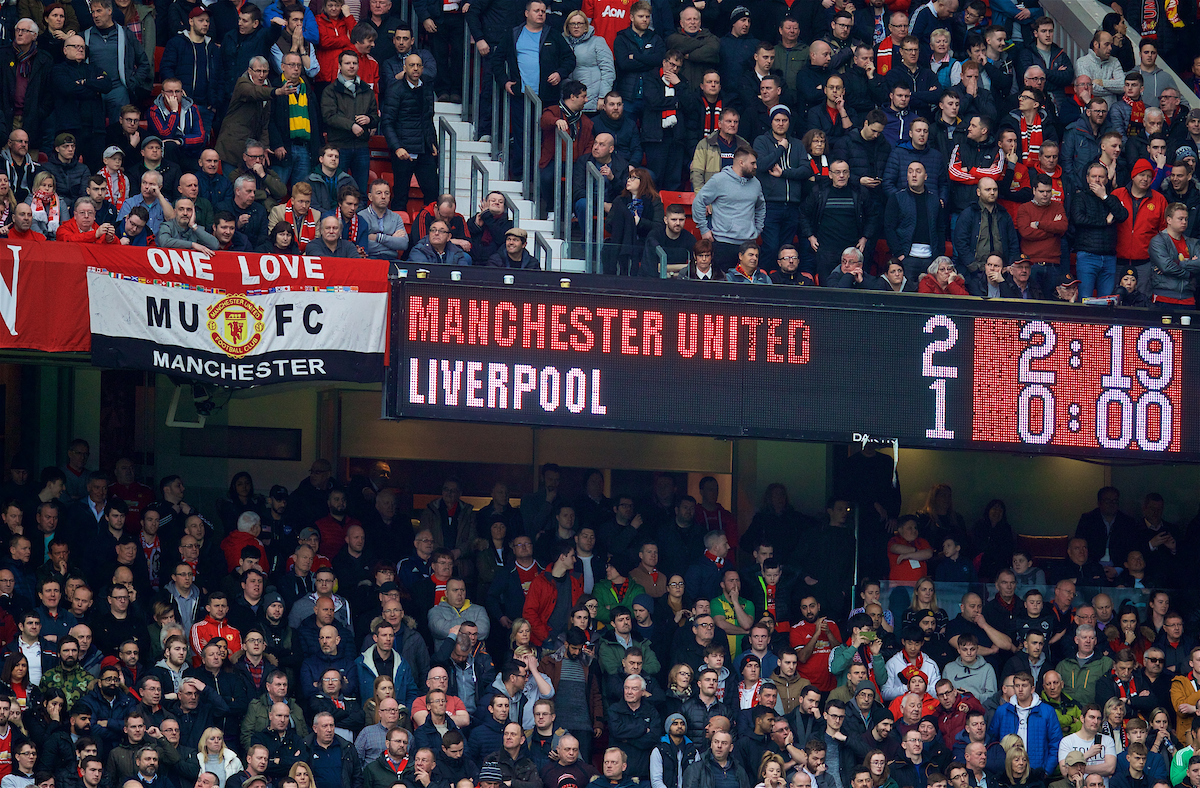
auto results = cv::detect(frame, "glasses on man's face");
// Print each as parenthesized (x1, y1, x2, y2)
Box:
(431, 228, 449, 234)
(901, 47, 919, 53)
(64, 43, 85, 49)
(1145, 656, 1164, 663)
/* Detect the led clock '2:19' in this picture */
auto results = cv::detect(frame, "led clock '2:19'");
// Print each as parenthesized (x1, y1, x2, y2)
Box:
(971, 318, 1182, 453)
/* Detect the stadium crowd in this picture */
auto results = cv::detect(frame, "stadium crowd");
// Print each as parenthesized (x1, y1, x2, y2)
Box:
(2, 0, 1200, 300)
(0, 445, 1199, 788)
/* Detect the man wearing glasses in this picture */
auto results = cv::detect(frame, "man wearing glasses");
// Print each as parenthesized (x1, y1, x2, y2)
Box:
(0, 21, 53, 160)
(1061, 96, 1111, 193)
(216, 57, 287, 171)
(874, 13, 908, 77)
(225, 140, 286, 210)
(885, 35, 940, 115)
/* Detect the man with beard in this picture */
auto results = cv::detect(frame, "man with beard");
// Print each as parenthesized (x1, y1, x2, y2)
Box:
(538, 628, 602, 761)
(81, 665, 139, 750)
(362, 726, 409, 788)
(314, 490, 360, 564)
(36, 704, 92, 774)
(41, 636, 92, 706)
(791, 596, 843, 693)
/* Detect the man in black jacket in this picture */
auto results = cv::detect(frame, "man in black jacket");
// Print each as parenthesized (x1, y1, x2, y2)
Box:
(800, 160, 879, 276)
(834, 110, 890, 206)
(1073, 487, 1139, 568)
(494, 0, 574, 177)
(0, 21, 53, 156)
(382, 53, 437, 209)
(306, 713, 363, 788)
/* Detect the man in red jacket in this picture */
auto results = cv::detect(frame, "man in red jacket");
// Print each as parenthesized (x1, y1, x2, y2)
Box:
(1114, 158, 1168, 296)
(56, 198, 119, 244)
(523, 541, 582, 646)
(314, 489, 361, 560)
(934, 678, 985, 747)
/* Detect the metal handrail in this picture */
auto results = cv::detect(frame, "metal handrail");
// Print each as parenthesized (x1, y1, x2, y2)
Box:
(552, 128, 574, 243)
(461, 23, 474, 124)
(1042, 0, 1200, 107)
(583, 162, 604, 275)
(491, 80, 506, 163)
(533, 231, 553, 271)
(469, 155, 489, 217)
(437, 116, 458, 197)
(502, 191, 521, 227)
(522, 85, 542, 217)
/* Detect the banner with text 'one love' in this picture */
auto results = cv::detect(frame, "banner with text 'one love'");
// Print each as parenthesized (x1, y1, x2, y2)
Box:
(83, 245, 389, 387)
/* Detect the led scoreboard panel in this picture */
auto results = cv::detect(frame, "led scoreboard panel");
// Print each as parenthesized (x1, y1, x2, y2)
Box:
(386, 280, 1199, 461)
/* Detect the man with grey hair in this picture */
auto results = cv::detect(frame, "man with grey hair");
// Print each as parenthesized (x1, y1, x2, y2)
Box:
(215, 56, 281, 170)
(56, 197, 118, 243)
(305, 214, 361, 258)
(158, 198, 220, 251)
(1055, 623, 1112, 705)
(216, 174, 268, 247)
(228, 139, 286, 210)
(826, 246, 879, 289)
(608, 674, 659, 779)
(117, 170, 175, 235)
(305, 710, 363, 787)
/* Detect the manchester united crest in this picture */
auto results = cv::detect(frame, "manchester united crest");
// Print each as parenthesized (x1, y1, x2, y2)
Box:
(206, 295, 266, 358)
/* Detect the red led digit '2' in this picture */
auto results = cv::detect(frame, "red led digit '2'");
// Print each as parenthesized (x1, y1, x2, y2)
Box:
(972, 318, 1183, 452)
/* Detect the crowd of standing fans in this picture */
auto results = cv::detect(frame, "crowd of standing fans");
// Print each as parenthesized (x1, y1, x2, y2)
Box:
(2, 446, 1200, 788)
(3, 0, 1200, 297)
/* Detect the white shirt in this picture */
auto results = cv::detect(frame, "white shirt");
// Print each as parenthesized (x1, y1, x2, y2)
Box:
(1059, 732, 1115, 785)
(18, 639, 41, 686)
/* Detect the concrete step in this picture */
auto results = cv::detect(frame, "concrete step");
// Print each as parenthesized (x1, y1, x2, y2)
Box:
(434, 101, 464, 115)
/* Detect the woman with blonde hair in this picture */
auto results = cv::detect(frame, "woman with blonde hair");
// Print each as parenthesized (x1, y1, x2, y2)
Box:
(665, 663, 694, 716)
(564, 10, 614, 113)
(916, 483, 967, 548)
(998, 743, 1046, 788)
(195, 727, 242, 787)
(903, 576, 948, 632)
(755, 753, 787, 788)
(288, 761, 315, 788)
(508, 618, 538, 661)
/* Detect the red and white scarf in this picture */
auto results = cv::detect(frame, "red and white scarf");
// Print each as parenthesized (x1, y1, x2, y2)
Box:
(660, 70, 677, 126)
(876, 36, 896, 76)
(102, 167, 129, 210)
(1019, 115, 1044, 163)
(285, 202, 318, 245)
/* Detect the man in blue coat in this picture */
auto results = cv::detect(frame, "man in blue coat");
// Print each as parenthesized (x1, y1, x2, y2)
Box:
(989, 671, 1062, 775)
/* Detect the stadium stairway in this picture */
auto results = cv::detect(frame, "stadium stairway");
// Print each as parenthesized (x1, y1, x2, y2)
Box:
(431, 99, 587, 272)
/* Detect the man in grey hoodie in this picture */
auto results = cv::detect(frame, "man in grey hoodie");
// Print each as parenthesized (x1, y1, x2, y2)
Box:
(692, 145, 766, 274)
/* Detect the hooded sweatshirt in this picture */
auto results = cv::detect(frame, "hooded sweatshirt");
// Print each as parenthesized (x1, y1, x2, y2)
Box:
(692, 167, 766, 244)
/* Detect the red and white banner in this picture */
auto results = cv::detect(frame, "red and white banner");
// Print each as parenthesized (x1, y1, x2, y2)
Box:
(0, 242, 390, 387)
(0, 242, 90, 352)
(86, 245, 389, 386)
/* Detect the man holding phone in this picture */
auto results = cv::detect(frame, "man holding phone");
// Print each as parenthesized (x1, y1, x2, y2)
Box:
(537, 626, 603, 762)
(1058, 705, 1117, 779)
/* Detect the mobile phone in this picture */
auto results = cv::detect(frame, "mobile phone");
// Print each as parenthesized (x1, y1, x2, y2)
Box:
(1094, 735, 1102, 746)
(861, 631, 877, 642)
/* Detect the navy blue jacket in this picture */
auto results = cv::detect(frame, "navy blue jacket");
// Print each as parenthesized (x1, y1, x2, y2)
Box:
(160, 33, 223, 108)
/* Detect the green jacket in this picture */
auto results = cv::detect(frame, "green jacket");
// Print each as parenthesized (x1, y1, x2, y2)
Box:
(1170, 745, 1195, 785)
(828, 645, 887, 688)
(240, 695, 309, 751)
(41, 664, 94, 706)
(1039, 690, 1083, 736)
(596, 629, 661, 676)
(1055, 654, 1113, 706)
(593, 579, 647, 624)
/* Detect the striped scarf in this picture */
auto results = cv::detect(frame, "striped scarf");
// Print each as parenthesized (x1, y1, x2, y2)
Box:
(1019, 115, 1044, 163)
(284, 203, 318, 245)
(702, 97, 722, 133)
(659, 71, 676, 126)
(288, 81, 311, 141)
